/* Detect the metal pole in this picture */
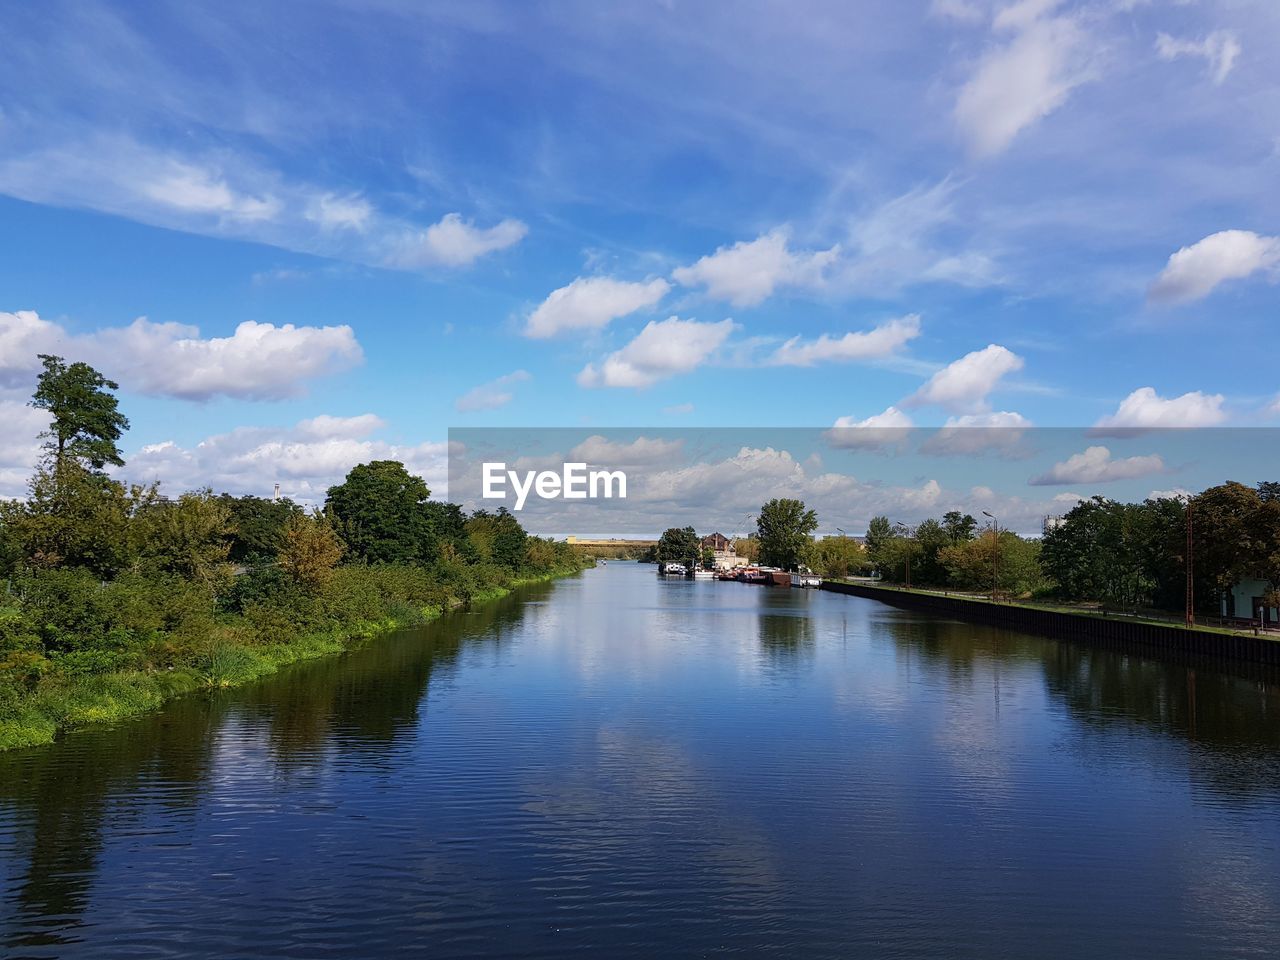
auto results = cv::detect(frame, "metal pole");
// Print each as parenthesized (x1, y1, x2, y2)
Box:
(1185, 499, 1195, 629)
(983, 511, 998, 601)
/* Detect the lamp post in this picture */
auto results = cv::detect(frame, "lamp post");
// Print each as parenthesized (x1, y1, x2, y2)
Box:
(982, 511, 999, 601)
(893, 521, 913, 590)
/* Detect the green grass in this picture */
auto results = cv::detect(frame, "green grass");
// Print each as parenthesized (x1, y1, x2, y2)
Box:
(0, 566, 583, 753)
(826, 579, 1280, 641)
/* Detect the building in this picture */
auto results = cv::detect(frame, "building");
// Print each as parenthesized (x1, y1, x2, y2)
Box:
(1221, 575, 1279, 625)
(700, 532, 748, 570)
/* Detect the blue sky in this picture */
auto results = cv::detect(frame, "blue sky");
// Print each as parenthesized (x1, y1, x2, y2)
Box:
(1, 0, 1278, 519)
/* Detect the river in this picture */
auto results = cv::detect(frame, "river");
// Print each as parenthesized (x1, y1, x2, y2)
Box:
(2, 562, 1279, 958)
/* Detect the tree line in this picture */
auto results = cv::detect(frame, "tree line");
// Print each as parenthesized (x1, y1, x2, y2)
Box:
(655, 487, 1279, 617)
(0, 355, 587, 749)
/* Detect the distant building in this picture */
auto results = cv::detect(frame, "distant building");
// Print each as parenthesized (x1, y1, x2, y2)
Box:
(1042, 515, 1066, 535)
(700, 532, 748, 570)
(1222, 575, 1279, 625)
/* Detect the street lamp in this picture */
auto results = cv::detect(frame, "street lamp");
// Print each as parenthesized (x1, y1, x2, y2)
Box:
(982, 511, 998, 601)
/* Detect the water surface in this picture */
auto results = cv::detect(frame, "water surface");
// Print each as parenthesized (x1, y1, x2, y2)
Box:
(3, 562, 1279, 958)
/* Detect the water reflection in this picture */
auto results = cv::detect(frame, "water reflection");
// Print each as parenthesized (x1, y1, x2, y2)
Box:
(0, 567, 1278, 959)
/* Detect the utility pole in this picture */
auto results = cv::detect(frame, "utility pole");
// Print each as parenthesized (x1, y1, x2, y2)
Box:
(983, 511, 998, 601)
(1185, 499, 1195, 629)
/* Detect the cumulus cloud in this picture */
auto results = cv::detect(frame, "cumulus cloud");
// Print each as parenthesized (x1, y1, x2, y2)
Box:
(525, 276, 670, 338)
(454, 370, 531, 412)
(1147, 230, 1280, 304)
(0, 400, 50, 498)
(1155, 31, 1241, 86)
(125, 414, 448, 504)
(671, 230, 839, 307)
(393, 213, 528, 268)
(768, 314, 921, 366)
(907, 344, 1024, 413)
(919, 411, 1033, 456)
(825, 406, 915, 451)
(577, 317, 736, 388)
(954, 5, 1091, 156)
(1092, 386, 1226, 435)
(1029, 445, 1164, 485)
(1, 310, 362, 400)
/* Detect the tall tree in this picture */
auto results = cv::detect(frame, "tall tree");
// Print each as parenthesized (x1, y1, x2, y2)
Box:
(865, 516, 892, 566)
(656, 526, 700, 567)
(325, 461, 434, 564)
(757, 498, 817, 570)
(30, 355, 129, 475)
(941, 511, 977, 543)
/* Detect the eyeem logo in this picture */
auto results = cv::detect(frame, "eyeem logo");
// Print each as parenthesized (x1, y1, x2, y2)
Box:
(482, 462, 627, 511)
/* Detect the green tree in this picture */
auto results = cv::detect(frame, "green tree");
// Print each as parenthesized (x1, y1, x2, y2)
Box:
(757, 498, 817, 570)
(217, 494, 302, 563)
(940, 530, 1042, 597)
(30, 355, 129, 476)
(1191, 481, 1267, 611)
(278, 511, 344, 592)
(815, 535, 866, 579)
(465, 508, 527, 569)
(133, 489, 233, 587)
(325, 461, 434, 564)
(656, 527, 699, 567)
(865, 516, 892, 568)
(941, 510, 977, 543)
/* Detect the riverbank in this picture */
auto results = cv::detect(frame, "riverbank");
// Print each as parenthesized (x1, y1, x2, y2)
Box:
(0, 566, 585, 752)
(822, 579, 1280, 667)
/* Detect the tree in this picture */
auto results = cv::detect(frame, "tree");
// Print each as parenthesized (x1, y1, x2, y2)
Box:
(865, 516, 892, 568)
(940, 530, 1042, 597)
(218, 494, 302, 563)
(1191, 481, 1266, 611)
(734, 536, 760, 563)
(656, 526, 700, 567)
(30, 355, 129, 476)
(815, 535, 866, 579)
(134, 489, 233, 587)
(465, 508, 527, 569)
(279, 511, 344, 592)
(912, 518, 950, 585)
(941, 511, 977, 543)
(757, 498, 817, 570)
(325, 461, 434, 564)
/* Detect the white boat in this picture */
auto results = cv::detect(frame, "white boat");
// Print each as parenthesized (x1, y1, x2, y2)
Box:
(693, 569, 715, 580)
(790, 571, 822, 588)
(661, 562, 687, 576)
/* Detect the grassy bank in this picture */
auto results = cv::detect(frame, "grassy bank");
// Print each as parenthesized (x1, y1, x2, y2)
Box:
(0, 564, 585, 752)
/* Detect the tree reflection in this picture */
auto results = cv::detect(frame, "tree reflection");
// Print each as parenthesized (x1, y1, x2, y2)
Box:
(0, 584, 544, 950)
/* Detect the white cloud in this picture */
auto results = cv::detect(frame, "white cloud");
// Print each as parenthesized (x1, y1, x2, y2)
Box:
(125, 415, 448, 504)
(577, 317, 736, 388)
(568, 435, 685, 466)
(0, 134, 526, 273)
(1155, 31, 1241, 86)
(525, 276, 670, 338)
(1, 310, 362, 400)
(1147, 230, 1280, 304)
(825, 406, 914, 450)
(1029, 445, 1165, 485)
(1092, 386, 1227, 435)
(0, 400, 50, 498)
(306, 193, 373, 231)
(671, 230, 838, 307)
(393, 213, 528, 268)
(454, 370, 531, 412)
(954, 8, 1091, 156)
(908, 344, 1024, 413)
(919, 411, 1032, 456)
(295, 414, 386, 439)
(768, 314, 921, 366)
(141, 160, 281, 221)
